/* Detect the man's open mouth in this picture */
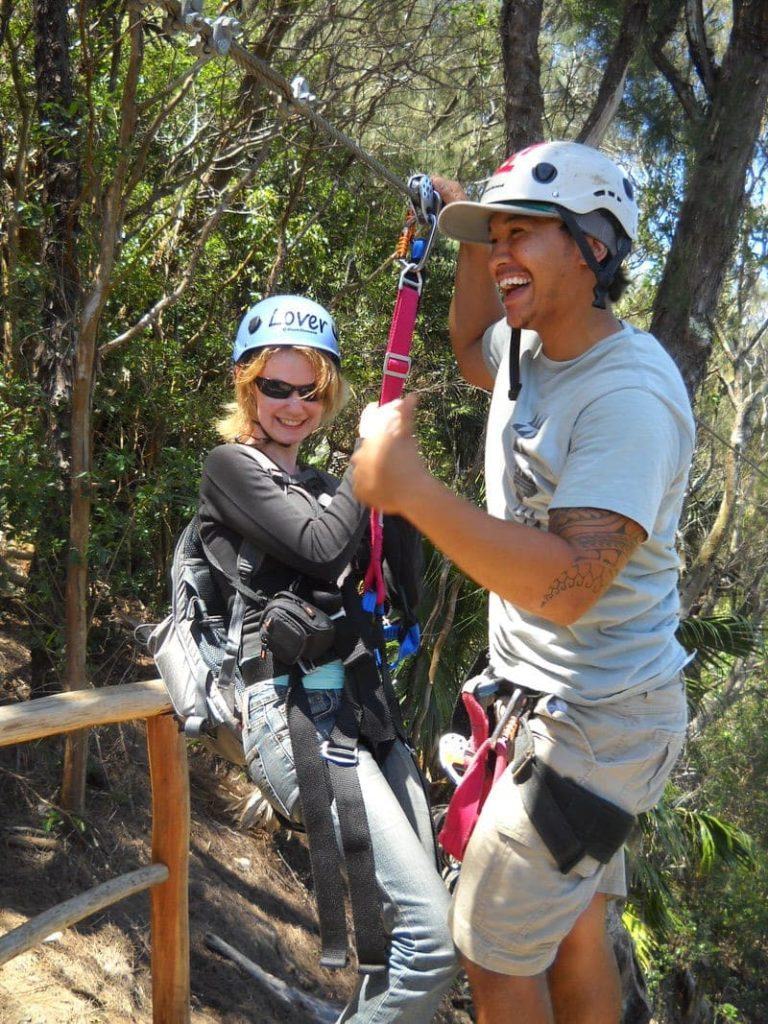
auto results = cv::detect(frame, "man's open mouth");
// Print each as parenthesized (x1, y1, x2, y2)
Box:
(498, 275, 531, 296)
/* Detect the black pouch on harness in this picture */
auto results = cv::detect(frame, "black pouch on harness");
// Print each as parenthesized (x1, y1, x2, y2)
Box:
(259, 590, 336, 666)
(512, 721, 635, 875)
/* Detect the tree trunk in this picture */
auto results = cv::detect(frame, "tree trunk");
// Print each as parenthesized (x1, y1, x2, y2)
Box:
(27, 0, 82, 698)
(650, 0, 768, 396)
(59, 6, 143, 812)
(500, 0, 545, 154)
(32, 0, 80, 466)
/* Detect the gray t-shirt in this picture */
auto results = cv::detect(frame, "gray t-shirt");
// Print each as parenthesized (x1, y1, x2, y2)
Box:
(482, 319, 695, 704)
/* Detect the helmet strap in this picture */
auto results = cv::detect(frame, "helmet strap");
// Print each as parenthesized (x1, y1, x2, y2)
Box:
(557, 207, 631, 310)
(243, 424, 294, 450)
(259, 429, 293, 449)
(508, 328, 522, 401)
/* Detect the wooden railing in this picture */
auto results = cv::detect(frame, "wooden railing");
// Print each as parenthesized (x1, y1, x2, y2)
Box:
(0, 681, 190, 1023)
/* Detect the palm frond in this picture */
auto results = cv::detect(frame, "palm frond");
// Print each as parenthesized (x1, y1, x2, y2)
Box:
(628, 797, 755, 947)
(676, 614, 764, 670)
(621, 903, 659, 972)
(676, 807, 755, 875)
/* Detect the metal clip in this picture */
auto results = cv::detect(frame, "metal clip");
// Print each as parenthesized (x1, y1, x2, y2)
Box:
(161, 0, 201, 32)
(489, 686, 527, 744)
(212, 15, 240, 56)
(320, 741, 359, 767)
(397, 263, 423, 293)
(291, 75, 316, 103)
(409, 214, 440, 272)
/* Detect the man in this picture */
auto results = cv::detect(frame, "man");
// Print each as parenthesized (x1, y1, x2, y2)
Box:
(352, 141, 694, 1024)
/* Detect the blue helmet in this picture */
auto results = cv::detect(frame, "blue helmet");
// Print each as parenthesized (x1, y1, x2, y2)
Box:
(232, 295, 340, 364)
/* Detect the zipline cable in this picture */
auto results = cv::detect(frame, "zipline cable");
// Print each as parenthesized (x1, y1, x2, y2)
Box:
(154, 3, 768, 497)
(155, 0, 412, 202)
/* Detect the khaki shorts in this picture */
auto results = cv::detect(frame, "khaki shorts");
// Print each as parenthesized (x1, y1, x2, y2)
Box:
(450, 674, 687, 977)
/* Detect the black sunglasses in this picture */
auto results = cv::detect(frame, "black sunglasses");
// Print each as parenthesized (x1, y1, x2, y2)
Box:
(254, 376, 321, 401)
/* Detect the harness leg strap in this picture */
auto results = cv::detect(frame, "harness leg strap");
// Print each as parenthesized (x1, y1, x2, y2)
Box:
(286, 669, 349, 969)
(327, 698, 388, 973)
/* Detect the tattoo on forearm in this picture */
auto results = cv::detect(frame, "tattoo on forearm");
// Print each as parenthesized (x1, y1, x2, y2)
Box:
(541, 508, 645, 609)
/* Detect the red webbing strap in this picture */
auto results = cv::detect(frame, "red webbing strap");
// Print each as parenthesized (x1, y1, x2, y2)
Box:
(363, 276, 422, 606)
(379, 279, 421, 405)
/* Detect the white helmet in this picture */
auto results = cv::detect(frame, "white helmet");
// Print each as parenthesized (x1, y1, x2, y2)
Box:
(438, 141, 638, 247)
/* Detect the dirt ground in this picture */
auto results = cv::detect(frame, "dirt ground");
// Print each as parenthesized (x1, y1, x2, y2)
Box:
(0, 616, 473, 1024)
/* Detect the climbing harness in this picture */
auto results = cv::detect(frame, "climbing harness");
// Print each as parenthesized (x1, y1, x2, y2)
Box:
(438, 669, 637, 874)
(362, 174, 442, 632)
(439, 677, 535, 861)
(147, 444, 425, 971)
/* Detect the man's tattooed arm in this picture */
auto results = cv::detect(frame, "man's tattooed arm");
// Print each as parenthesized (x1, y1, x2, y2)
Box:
(541, 508, 646, 612)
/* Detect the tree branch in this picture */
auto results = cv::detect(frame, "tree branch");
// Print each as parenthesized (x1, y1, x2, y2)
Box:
(647, 35, 703, 123)
(684, 0, 717, 101)
(577, 0, 651, 146)
(98, 135, 275, 358)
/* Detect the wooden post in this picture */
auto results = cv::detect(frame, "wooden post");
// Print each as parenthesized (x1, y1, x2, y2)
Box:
(146, 713, 190, 1024)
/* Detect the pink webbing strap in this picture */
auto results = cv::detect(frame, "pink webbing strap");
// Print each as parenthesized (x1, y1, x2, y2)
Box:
(363, 277, 422, 607)
(379, 280, 421, 405)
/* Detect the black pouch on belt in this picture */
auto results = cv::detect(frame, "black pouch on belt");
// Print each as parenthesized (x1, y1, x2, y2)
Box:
(512, 721, 636, 874)
(259, 592, 336, 666)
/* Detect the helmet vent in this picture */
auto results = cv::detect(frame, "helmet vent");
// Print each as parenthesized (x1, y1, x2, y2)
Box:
(532, 162, 557, 183)
(623, 178, 634, 200)
(248, 316, 262, 334)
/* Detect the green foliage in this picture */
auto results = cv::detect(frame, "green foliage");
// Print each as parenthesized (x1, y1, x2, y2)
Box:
(1, 0, 767, 1016)
(0, 374, 57, 545)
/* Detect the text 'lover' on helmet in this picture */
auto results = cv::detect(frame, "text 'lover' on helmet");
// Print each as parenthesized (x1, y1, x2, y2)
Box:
(437, 141, 638, 251)
(233, 295, 340, 365)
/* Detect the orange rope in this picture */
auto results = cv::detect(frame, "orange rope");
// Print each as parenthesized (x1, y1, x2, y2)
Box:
(394, 215, 417, 260)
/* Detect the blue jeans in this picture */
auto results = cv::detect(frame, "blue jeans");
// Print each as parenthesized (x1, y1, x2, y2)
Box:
(243, 679, 457, 1024)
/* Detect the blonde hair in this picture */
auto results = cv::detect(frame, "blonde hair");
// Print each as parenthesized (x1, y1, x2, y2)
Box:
(215, 346, 347, 442)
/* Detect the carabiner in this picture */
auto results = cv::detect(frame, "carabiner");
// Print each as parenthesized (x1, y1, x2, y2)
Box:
(406, 214, 439, 273)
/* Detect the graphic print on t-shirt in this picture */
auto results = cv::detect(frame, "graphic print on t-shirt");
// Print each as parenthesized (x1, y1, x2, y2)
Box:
(509, 414, 547, 529)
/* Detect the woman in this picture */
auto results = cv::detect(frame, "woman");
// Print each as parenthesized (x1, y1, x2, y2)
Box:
(197, 294, 456, 1023)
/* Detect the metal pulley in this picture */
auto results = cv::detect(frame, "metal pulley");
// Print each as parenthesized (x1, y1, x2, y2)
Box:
(407, 173, 442, 226)
(401, 174, 442, 272)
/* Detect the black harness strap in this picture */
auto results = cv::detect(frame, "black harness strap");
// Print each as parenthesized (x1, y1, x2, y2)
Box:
(285, 590, 391, 972)
(510, 717, 635, 874)
(326, 690, 388, 973)
(508, 327, 522, 401)
(336, 579, 402, 748)
(286, 668, 349, 970)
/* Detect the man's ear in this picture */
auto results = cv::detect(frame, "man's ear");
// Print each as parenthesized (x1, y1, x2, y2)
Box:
(583, 235, 608, 264)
